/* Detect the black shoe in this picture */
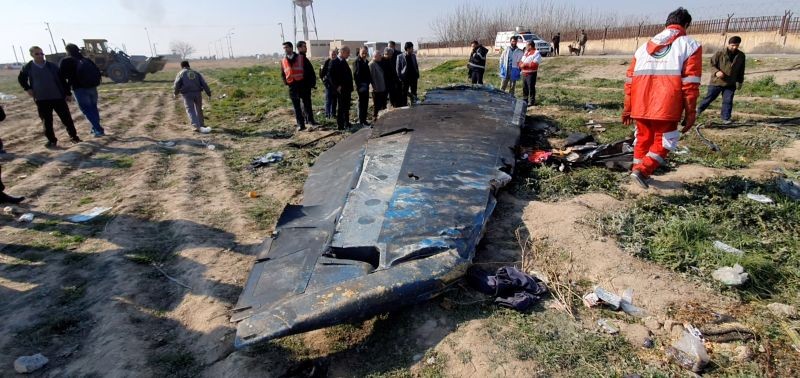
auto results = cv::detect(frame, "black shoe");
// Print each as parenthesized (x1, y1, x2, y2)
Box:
(45, 141, 58, 149)
(296, 125, 306, 132)
(630, 170, 650, 189)
(361, 121, 372, 127)
(0, 192, 24, 204)
(71, 136, 82, 143)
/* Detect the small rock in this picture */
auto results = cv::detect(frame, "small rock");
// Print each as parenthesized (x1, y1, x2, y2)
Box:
(767, 303, 797, 319)
(598, 318, 619, 334)
(758, 344, 766, 353)
(667, 330, 709, 373)
(735, 345, 754, 362)
(644, 317, 662, 332)
(643, 337, 655, 349)
(3, 206, 14, 214)
(426, 356, 436, 365)
(14, 353, 48, 373)
(18, 213, 34, 222)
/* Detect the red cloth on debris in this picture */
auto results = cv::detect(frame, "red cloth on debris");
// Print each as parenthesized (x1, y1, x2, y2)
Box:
(527, 150, 552, 164)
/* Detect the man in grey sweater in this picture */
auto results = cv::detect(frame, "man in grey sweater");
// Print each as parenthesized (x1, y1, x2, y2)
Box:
(18, 46, 81, 148)
(173, 61, 212, 133)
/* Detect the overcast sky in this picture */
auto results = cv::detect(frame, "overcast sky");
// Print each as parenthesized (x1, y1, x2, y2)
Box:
(2, 0, 797, 62)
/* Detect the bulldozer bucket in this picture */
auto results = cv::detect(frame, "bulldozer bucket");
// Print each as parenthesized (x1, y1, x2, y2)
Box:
(143, 56, 167, 74)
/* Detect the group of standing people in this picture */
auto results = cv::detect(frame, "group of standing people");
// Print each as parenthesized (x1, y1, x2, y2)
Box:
(549, 30, 586, 56)
(283, 40, 420, 131)
(16, 44, 106, 149)
(472, 36, 541, 106)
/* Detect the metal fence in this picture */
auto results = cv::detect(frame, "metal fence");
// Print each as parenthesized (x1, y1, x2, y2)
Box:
(420, 13, 797, 50)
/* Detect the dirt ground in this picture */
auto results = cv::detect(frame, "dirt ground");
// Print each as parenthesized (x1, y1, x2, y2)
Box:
(0, 55, 799, 377)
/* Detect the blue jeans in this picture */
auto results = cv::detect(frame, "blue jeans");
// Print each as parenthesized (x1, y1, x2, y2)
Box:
(697, 85, 735, 121)
(73, 87, 105, 135)
(324, 85, 337, 118)
(181, 92, 204, 129)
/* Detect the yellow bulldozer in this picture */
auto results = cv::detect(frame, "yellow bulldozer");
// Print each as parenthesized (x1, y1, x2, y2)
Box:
(47, 39, 167, 84)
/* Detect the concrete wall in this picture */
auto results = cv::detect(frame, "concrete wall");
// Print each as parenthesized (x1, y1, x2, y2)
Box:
(306, 39, 334, 58)
(331, 40, 368, 52)
(419, 31, 800, 56)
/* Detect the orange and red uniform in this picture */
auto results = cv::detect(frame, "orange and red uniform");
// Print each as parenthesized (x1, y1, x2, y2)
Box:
(623, 25, 702, 177)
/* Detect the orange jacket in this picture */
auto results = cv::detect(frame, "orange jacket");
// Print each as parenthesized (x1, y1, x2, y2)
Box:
(623, 25, 702, 123)
(281, 54, 304, 85)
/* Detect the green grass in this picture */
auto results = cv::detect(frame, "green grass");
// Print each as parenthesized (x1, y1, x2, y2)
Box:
(148, 350, 200, 378)
(513, 165, 627, 201)
(671, 126, 793, 169)
(596, 176, 800, 303)
(737, 75, 800, 99)
(245, 196, 283, 230)
(95, 153, 134, 169)
(124, 247, 175, 265)
(486, 309, 661, 376)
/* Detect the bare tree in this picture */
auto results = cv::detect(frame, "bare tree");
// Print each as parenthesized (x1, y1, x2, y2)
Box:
(428, 0, 622, 44)
(169, 40, 195, 59)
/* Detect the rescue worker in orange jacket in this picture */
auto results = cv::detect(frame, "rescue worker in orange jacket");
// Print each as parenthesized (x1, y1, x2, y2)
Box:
(518, 40, 542, 107)
(622, 7, 702, 189)
(280, 41, 307, 131)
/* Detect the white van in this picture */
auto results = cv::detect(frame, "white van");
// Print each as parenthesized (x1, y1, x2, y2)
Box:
(494, 31, 552, 56)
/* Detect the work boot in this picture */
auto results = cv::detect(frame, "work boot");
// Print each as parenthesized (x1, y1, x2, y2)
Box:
(630, 170, 649, 189)
(70, 136, 82, 143)
(0, 192, 25, 204)
(721, 119, 733, 125)
(45, 141, 58, 149)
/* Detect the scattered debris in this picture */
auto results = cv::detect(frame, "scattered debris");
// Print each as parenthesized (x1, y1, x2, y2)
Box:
(523, 150, 551, 164)
(713, 240, 744, 256)
(67, 207, 112, 223)
(158, 141, 176, 148)
(597, 318, 619, 334)
(584, 103, 598, 111)
(467, 266, 548, 312)
(712, 264, 749, 286)
(3, 206, 14, 215)
(549, 136, 635, 171)
(767, 303, 797, 319)
(247, 191, 260, 198)
(18, 175, 28, 179)
(643, 337, 655, 348)
(699, 322, 755, 342)
(0, 92, 18, 101)
(746, 193, 774, 204)
(207, 144, 216, 151)
(14, 353, 48, 374)
(694, 123, 720, 152)
(667, 326, 709, 373)
(18, 213, 34, 223)
(249, 151, 285, 170)
(673, 146, 690, 155)
(777, 177, 800, 201)
(593, 286, 622, 310)
(585, 286, 647, 317)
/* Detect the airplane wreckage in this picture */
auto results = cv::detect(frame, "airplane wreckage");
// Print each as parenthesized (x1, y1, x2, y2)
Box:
(232, 86, 526, 348)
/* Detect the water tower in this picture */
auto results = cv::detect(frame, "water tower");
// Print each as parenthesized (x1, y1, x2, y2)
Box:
(293, 0, 319, 45)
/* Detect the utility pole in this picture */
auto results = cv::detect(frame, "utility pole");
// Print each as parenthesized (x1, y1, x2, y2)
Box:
(278, 22, 285, 42)
(153, 43, 158, 55)
(145, 27, 154, 56)
(19, 46, 25, 61)
(12, 46, 19, 63)
(227, 28, 235, 58)
(44, 22, 58, 54)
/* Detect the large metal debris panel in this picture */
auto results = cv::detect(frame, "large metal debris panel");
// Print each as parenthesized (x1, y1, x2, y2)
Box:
(232, 86, 524, 348)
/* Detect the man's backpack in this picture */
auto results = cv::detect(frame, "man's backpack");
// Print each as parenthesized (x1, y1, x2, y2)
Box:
(77, 58, 102, 88)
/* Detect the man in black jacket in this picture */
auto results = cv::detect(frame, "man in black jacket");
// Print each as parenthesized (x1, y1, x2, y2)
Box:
(552, 33, 561, 56)
(396, 42, 419, 105)
(280, 41, 308, 131)
(353, 46, 372, 126)
(468, 40, 488, 84)
(319, 48, 338, 119)
(297, 41, 319, 128)
(60, 43, 105, 137)
(18, 46, 81, 148)
(387, 41, 403, 107)
(329, 46, 354, 130)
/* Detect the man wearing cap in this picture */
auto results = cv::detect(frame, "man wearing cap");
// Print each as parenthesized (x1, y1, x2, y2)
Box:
(696, 36, 746, 125)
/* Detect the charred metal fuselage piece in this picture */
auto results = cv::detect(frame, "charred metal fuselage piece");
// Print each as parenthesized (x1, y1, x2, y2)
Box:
(232, 86, 524, 348)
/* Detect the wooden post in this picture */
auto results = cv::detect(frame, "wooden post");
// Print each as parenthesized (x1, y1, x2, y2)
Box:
(602, 26, 608, 54)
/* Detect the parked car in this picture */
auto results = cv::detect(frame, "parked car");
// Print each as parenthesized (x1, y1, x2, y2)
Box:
(494, 30, 552, 56)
